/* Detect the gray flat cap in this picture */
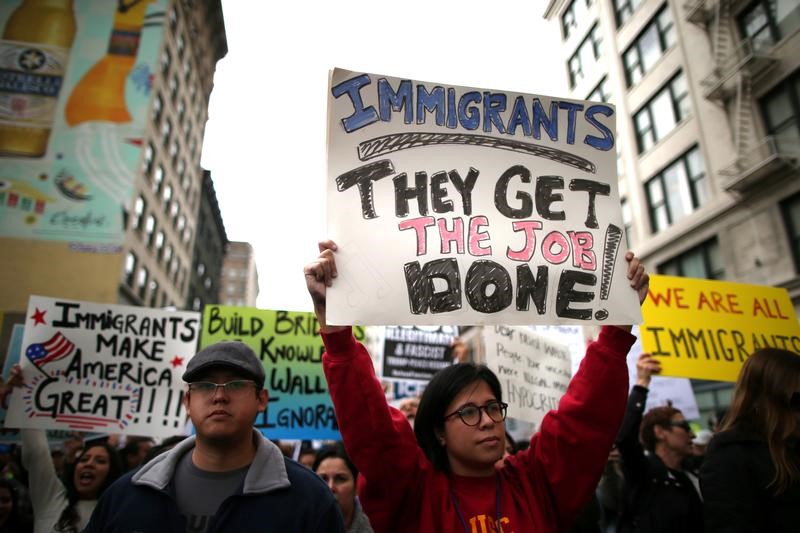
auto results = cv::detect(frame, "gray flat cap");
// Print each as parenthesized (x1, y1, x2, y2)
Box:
(183, 341, 265, 388)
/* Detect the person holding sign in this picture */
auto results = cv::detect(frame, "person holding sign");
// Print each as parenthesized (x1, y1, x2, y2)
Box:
(700, 348, 800, 532)
(1, 365, 124, 533)
(615, 354, 703, 533)
(304, 240, 649, 532)
(83, 341, 345, 532)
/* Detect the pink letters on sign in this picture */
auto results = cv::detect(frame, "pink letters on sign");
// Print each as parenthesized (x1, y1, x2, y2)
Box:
(506, 220, 543, 262)
(398, 216, 435, 256)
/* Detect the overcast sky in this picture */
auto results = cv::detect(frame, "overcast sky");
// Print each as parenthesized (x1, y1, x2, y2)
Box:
(201, 0, 566, 312)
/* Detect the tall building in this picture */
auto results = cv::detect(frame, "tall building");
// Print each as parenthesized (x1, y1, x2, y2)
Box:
(0, 0, 227, 314)
(119, 0, 227, 309)
(187, 170, 227, 312)
(220, 241, 259, 307)
(544, 0, 800, 420)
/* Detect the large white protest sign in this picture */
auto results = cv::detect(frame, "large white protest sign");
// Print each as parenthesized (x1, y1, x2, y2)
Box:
(326, 68, 640, 326)
(6, 296, 200, 438)
(482, 325, 571, 427)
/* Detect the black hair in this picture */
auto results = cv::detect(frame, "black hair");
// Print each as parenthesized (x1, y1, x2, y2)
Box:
(56, 442, 123, 532)
(414, 362, 503, 473)
(312, 442, 358, 479)
(0, 478, 28, 532)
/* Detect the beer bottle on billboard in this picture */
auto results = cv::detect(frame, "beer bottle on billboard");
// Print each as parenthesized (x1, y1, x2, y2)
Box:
(0, 0, 76, 158)
(65, 0, 154, 126)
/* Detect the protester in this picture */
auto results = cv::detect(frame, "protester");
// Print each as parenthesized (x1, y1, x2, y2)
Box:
(596, 446, 626, 532)
(119, 436, 154, 472)
(700, 347, 800, 532)
(616, 353, 703, 533)
(2, 365, 124, 533)
(313, 443, 373, 532)
(298, 440, 318, 469)
(84, 340, 345, 532)
(304, 240, 649, 532)
(0, 478, 31, 533)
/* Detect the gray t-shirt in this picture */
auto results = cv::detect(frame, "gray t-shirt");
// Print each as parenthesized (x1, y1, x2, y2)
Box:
(173, 450, 250, 533)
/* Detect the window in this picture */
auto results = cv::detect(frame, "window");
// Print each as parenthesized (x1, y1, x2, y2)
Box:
(155, 230, 165, 258)
(169, 140, 179, 165)
(658, 238, 724, 279)
(164, 244, 173, 266)
(782, 192, 800, 272)
(170, 74, 179, 103)
(137, 267, 149, 299)
(634, 71, 691, 153)
(183, 226, 192, 244)
(161, 118, 172, 146)
(587, 76, 612, 103)
(760, 69, 800, 151)
(623, 6, 677, 86)
(183, 58, 191, 82)
(153, 164, 164, 194)
(192, 297, 202, 311)
(738, 0, 800, 53)
(177, 214, 186, 233)
(646, 145, 709, 233)
(143, 142, 154, 174)
(169, 6, 178, 30)
(177, 100, 185, 130)
(149, 280, 159, 308)
(203, 277, 212, 290)
(197, 263, 205, 276)
(145, 214, 155, 247)
(163, 184, 173, 213)
(160, 48, 171, 75)
(621, 198, 633, 249)
(177, 34, 185, 57)
(562, 0, 593, 40)
(124, 252, 137, 286)
(152, 93, 163, 124)
(131, 196, 145, 230)
(568, 24, 603, 88)
(614, 0, 644, 27)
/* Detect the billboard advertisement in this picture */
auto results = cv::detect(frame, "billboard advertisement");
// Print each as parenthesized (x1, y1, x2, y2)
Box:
(0, 0, 167, 244)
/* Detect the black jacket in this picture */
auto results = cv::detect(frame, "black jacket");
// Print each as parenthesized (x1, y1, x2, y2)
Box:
(616, 385, 704, 533)
(700, 425, 800, 532)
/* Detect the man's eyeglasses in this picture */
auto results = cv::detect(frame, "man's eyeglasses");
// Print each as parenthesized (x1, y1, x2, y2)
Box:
(668, 420, 692, 433)
(444, 401, 508, 426)
(188, 380, 257, 397)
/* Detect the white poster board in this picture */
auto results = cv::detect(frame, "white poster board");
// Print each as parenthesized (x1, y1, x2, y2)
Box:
(482, 325, 571, 427)
(326, 67, 640, 326)
(6, 296, 200, 438)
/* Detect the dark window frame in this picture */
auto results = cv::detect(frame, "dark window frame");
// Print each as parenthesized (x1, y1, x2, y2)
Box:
(645, 145, 707, 233)
(634, 71, 691, 153)
(658, 238, 725, 280)
(622, 5, 676, 87)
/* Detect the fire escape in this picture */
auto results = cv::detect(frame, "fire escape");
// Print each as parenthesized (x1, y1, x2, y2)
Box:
(684, 0, 799, 192)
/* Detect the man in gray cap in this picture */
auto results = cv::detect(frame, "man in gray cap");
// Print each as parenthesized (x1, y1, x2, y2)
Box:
(85, 341, 345, 532)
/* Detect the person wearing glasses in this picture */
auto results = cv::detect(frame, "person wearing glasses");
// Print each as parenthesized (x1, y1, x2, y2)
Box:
(84, 341, 345, 532)
(615, 353, 703, 533)
(700, 348, 800, 533)
(304, 240, 649, 533)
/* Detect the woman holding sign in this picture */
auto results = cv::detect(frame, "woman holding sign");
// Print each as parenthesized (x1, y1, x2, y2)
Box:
(304, 240, 649, 532)
(700, 348, 800, 532)
(1, 365, 123, 533)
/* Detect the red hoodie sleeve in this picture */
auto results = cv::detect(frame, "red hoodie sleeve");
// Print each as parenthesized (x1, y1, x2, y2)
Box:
(506, 325, 634, 527)
(321, 327, 429, 527)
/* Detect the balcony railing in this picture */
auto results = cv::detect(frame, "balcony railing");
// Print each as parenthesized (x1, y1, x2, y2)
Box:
(684, 0, 711, 25)
(701, 37, 777, 100)
(720, 135, 800, 192)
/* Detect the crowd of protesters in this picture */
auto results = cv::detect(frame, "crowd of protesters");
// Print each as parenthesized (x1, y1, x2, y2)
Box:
(0, 241, 795, 531)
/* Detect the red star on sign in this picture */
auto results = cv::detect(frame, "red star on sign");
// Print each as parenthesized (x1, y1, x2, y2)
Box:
(170, 356, 184, 368)
(31, 308, 46, 325)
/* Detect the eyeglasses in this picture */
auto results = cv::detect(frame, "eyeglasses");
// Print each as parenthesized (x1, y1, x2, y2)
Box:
(668, 420, 692, 432)
(188, 379, 257, 397)
(444, 401, 508, 426)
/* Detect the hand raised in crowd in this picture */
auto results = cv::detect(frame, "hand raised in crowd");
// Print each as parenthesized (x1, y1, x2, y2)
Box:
(304, 240, 347, 332)
(0, 364, 24, 408)
(625, 251, 649, 305)
(635, 353, 662, 388)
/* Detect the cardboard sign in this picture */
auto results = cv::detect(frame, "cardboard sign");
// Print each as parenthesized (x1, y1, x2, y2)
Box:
(381, 326, 458, 382)
(482, 325, 571, 427)
(641, 275, 800, 382)
(200, 306, 366, 440)
(6, 296, 199, 437)
(326, 68, 640, 326)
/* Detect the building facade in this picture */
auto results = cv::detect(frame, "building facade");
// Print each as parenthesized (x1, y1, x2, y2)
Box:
(187, 170, 227, 312)
(544, 0, 800, 421)
(220, 241, 259, 307)
(119, 0, 227, 310)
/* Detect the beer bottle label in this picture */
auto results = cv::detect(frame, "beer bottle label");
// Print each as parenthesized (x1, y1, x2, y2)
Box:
(0, 39, 69, 129)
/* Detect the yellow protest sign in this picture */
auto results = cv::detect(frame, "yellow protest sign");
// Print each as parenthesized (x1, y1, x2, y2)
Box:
(641, 275, 800, 382)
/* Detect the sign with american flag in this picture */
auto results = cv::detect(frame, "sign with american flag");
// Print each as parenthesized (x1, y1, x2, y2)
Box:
(5, 295, 201, 438)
